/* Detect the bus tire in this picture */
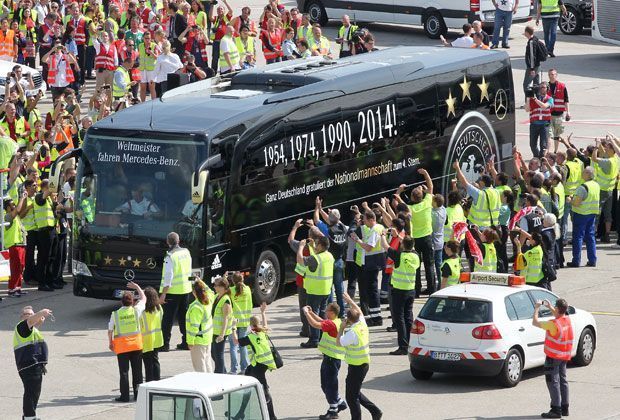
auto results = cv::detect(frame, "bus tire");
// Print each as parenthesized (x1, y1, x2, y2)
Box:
(306, 0, 328, 26)
(423, 12, 446, 39)
(253, 250, 281, 304)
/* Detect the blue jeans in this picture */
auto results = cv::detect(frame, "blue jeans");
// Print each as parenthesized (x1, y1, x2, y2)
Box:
(306, 294, 328, 344)
(492, 9, 513, 47)
(433, 249, 443, 283)
(542, 17, 559, 54)
(571, 212, 597, 265)
(530, 122, 549, 158)
(321, 355, 343, 409)
(228, 326, 249, 374)
(333, 259, 345, 317)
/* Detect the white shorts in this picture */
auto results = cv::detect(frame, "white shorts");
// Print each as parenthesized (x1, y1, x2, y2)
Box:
(140, 70, 156, 83)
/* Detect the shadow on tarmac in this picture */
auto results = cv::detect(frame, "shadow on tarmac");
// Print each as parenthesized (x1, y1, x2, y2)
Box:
(510, 52, 620, 81)
(37, 394, 120, 408)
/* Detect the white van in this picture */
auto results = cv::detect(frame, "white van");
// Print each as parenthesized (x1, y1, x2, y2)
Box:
(135, 372, 270, 420)
(297, 0, 532, 38)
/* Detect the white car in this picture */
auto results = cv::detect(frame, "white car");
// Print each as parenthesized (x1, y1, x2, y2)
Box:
(0, 60, 47, 100)
(408, 273, 597, 387)
(297, 0, 532, 39)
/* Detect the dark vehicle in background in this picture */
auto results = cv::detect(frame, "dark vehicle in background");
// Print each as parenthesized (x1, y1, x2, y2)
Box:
(559, 0, 592, 35)
(51, 47, 516, 304)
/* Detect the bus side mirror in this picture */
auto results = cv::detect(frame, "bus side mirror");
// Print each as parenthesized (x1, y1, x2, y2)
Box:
(192, 170, 208, 204)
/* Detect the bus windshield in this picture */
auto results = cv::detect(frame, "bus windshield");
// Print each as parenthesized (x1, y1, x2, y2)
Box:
(75, 134, 206, 247)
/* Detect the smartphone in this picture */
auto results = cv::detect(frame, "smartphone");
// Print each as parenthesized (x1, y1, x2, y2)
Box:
(188, 275, 197, 281)
(102, 85, 111, 90)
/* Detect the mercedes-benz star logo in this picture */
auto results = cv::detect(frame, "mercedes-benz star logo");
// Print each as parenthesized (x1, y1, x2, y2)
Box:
(444, 327, 451, 334)
(494, 89, 508, 121)
(123, 269, 135, 281)
(146, 258, 157, 269)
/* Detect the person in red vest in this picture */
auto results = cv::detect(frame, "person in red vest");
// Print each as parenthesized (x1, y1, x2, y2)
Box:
(532, 298, 573, 419)
(260, 17, 282, 64)
(93, 30, 118, 93)
(42, 41, 79, 101)
(547, 68, 571, 153)
(119, 39, 141, 100)
(231, 6, 257, 37)
(524, 82, 553, 158)
(208, 0, 232, 73)
(68, 2, 89, 85)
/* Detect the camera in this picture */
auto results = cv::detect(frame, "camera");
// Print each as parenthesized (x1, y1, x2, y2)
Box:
(351, 28, 367, 44)
(9, 72, 15, 77)
(525, 84, 539, 98)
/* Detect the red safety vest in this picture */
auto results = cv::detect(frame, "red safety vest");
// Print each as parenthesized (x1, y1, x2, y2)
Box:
(529, 95, 552, 123)
(550, 81, 566, 113)
(184, 35, 209, 63)
(72, 17, 87, 45)
(384, 234, 403, 274)
(39, 24, 52, 48)
(47, 53, 75, 85)
(138, 7, 153, 27)
(543, 316, 574, 361)
(95, 43, 117, 70)
(261, 29, 282, 60)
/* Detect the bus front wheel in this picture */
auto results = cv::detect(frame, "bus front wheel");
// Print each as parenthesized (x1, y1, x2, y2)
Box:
(253, 250, 281, 304)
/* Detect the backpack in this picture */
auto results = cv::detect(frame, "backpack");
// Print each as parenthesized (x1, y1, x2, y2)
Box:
(534, 37, 548, 63)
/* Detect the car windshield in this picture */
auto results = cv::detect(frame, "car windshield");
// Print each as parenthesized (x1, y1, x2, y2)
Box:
(419, 297, 492, 323)
(75, 134, 206, 247)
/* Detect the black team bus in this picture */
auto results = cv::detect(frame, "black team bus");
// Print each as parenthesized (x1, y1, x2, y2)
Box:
(50, 46, 516, 303)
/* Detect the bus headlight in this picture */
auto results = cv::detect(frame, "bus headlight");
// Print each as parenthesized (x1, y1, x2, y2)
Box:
(72, 260, 93, 277)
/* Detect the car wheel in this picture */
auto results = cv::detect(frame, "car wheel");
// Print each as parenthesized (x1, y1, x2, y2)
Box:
(559, 6, 583, 35)
(573, 328, 595, 366)
(410, 365, 434, 380)
(252, 250, 281, 304)
(497, 348, 523, 387)
(306, 0, 328, 26)
(423, 12, 446, 39)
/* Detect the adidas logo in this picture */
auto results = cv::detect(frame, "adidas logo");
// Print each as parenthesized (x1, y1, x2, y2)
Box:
(211, 254, 222, 270)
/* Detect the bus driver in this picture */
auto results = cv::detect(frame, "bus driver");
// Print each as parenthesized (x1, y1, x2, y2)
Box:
(115, 186, 161, 219)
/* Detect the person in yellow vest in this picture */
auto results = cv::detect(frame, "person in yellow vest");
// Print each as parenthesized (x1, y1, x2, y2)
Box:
(444, 190, 467, 247)
(218, 24, 240, 74)
(380, 233, 420, 356)
(186, 278, 215, 372)
(592, 139, 619, 243)
(159, 231, 192, 351)
(107, 281, 145, 402)
(212, 276, 233, 373)
(297, 235, 334, 347)
(308, 24, 331, 58)
(440, 240, 461, 289)
(296, 13, 312, 42)
(561, 147, 583, 230)
(567, 166, 599, 268)
(140, 286, 164, 382)
(33, 179, 59, 292)
(337, 292, 382, 420)
(0, 18, 18, 61)
(304, 302, 348, 420)
(19, 179, 39, 286)
(514, 229, 547, 287)
(231, 302, 277, 420)
(236, 24, 256, 69)
(14, 305, 53, 420)
(4, 195, 27, 296)
(112, 57, 136, 109)
(0, 102, 31, 148)
(394, 168, 436, 296)
(473, 226, 500, 273)
(138, 30, 159, 102)
(229, 271, 252, 374)
(351, 210, 385, 326)
(335, 14, 358, 58)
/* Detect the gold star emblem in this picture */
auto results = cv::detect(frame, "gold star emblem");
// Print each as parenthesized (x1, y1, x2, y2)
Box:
(133, 258, 142, 268)
(459, 75, 472, 102)
(478, 75, 490, 103)
(445, 89, 457, 118)
(118, 257, 127, 266)
(103, 256, 112, 265)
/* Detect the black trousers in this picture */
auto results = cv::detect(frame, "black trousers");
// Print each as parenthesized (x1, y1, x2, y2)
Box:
(391, 288, 415, 350)
(211, 40, 221, 73)
(39, 47, 51, 81)
(345, 363, 381, 420)
(211, 337, 228, 373)
(346, 261, 358, 297)
(76, 44, 86, 84)
(117, 350, 143, 400)
(297, 285, 309, 336)
(414, 235, 436, 295)
(161, 293, 189, 348)
(36, 228, 57, 287)
(142, 350, 160, 382)
(24, 230, 38, 283)
(358, 269, 380, 320)
(339, 50, 353, 58)
(52, 233, 67, 284)
(245, 364, 276, 420)
(19, 365, 43, 418)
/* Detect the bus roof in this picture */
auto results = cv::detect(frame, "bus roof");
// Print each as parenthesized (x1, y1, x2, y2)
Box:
(140, 372, 261, 397)
(92, 46, 508, 136)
